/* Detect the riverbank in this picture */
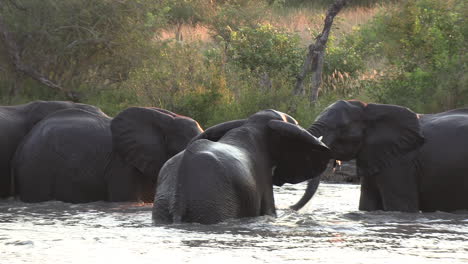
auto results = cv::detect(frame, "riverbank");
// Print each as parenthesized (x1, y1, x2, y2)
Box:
(321, 160, 359, 184)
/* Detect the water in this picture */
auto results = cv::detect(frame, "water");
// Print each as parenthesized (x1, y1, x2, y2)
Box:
(1, 183, 467, 264)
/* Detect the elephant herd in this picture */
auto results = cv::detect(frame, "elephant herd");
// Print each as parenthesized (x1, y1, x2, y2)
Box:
(1, 100, 467, 224)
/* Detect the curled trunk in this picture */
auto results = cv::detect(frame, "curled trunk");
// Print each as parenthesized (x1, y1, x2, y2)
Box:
(290, 177, 320, 211)
(290, 122, 328, 210)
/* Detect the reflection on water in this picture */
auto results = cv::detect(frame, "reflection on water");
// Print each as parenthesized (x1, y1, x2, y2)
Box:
(1, 183, 467, 264)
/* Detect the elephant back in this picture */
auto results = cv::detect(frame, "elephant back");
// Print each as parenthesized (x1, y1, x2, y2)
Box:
(13, 108, 112, 202)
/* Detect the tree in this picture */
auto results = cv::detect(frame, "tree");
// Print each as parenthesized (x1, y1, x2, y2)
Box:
(0, 0, 167, 101)
(166, 0, 213, 41)
(294, 0, 348, 102)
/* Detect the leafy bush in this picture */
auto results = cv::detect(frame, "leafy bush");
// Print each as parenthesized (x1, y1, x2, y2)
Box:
(228, 24, 304, 76)
(348, 0, 467, 112)
(324, 35, 365, 76)
(207, 0, 267, 43)
(0, 0, 168, 100)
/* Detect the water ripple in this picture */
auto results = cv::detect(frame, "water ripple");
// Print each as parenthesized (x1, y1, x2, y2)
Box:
(1, 183, 467, 264)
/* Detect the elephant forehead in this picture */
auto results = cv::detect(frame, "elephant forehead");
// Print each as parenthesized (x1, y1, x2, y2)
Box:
(317, 109, 349, 126)
(317, 106, 363, 128)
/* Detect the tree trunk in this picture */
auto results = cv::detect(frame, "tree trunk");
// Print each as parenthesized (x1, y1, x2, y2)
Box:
(175, 22, 183, 42)
(259, 71, 272, 92)
(8, 72, 23, 100)
(310, 50, 325, 102)
(294, 0, 348, 102)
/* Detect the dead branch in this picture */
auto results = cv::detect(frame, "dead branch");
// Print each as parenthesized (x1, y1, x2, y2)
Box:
(0, 15, 79, 100)
(294, 0, 348, 102)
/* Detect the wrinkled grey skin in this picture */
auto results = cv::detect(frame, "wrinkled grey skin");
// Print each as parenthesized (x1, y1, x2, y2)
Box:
(13, 107, 202, 203)
(0, 101, 104, 198)
(153, 109, 330, 225)
(294, 100, 468, 212)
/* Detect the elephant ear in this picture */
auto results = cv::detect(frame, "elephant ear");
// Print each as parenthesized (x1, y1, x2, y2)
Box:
(268, 120, 330, 186)
(111, 107, 176, 177)
(189, 119, 247, 143)
(363, 103, 425, 172)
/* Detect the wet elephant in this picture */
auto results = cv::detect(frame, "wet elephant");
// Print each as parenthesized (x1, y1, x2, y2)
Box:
(13, 107, 203, 203)
(0, 101, 104, 198)
(293, 100, 468, 212)
(153, 109, 330, 224)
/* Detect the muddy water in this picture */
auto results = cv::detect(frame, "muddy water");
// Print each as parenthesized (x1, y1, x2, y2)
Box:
(1, 183, 467, 264)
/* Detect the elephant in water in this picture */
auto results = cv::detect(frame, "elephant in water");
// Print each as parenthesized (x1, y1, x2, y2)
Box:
(153, 109, 330, 224)
(0, 101, 104, 198)
(13, 107, 203, 203)
(293, 100, 468, 212)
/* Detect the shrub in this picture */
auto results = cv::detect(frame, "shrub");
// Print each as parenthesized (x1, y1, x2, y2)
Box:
(228, 24, 304, 76)
(0, 0, 168, 101)
(347, 0, 467, 112)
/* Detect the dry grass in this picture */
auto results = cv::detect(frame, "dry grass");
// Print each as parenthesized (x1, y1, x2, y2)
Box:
(160, 24, 212, 42)
(269, 6, 382, 44)
(158, 5, 384, 45)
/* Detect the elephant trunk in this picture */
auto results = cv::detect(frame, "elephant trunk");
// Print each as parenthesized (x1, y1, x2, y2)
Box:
(289, 121, 328, 211)
(290, 177, 320, 211)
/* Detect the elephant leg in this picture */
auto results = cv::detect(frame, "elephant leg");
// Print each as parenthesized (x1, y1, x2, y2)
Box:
(0, 163, 12, 198)
(377, 160, 419, 212)
(359, 175, 383, 211)
(260, 187, 276, 216)
(106, 154, 145, 202)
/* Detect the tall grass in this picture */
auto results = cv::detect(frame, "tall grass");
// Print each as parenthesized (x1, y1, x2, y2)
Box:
(158, 4, 386, 45)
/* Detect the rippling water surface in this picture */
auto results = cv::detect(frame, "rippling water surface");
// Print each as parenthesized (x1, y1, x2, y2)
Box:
(1, 183, 467, 263)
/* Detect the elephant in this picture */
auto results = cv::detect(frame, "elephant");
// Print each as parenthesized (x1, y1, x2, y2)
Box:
(152, 109, 330, 224)
(293, 100, 468, 212)
(0, 100, 104, 198)
(13, 107, 203, 203)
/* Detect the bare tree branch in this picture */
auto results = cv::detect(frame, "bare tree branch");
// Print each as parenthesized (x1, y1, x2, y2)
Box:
(0, 15, 79, 100)
(65, 38, 110, 49)
(294, 0, 348, 102)
(6, 0, 27, 11)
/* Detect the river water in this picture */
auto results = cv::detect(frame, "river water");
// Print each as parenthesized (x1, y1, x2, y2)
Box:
(1, 183, 467, 264)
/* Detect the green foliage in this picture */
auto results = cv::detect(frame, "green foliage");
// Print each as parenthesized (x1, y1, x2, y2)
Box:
(0, 0, 168, 98)
(324, 35, 365, 76)
(381, 0, 465, 72)
(1, 0, 466, 128)
(165, 0, 212, 25)
(348, 0, 467, 112)
(228, 24, 304, 76)
(207, 0, 267, 43)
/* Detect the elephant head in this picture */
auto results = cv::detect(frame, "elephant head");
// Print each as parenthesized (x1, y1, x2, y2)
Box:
(267, 113, 331, 186)
(110, 107, 203, 200)
(308, 100, 424, 171)
(190, 109, 330, 186)
(292, 100, 425, 210)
